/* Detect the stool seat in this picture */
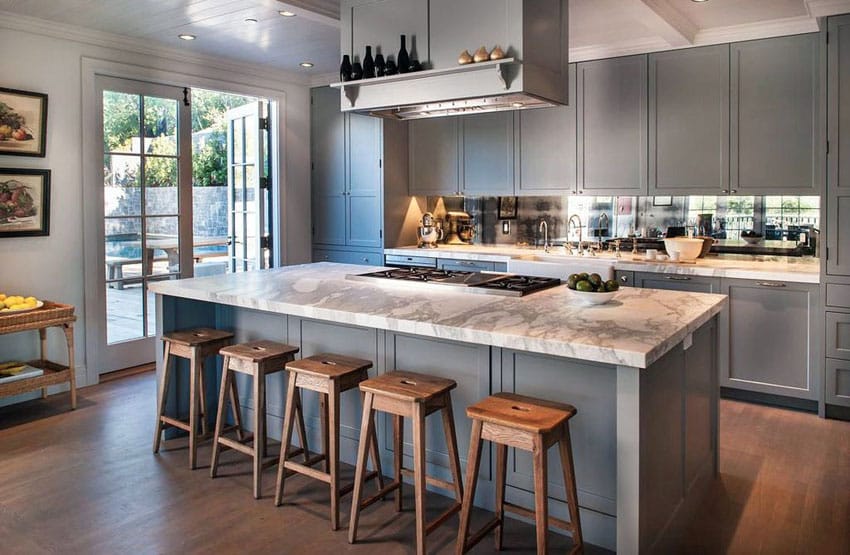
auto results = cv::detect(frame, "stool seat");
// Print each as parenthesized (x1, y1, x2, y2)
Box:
(164, 327, 234, 347)
(359, 370, 456, 402)
(466, 392, 577, 433)
(220, 340, 299, 363)
(285, 353, 372, 379)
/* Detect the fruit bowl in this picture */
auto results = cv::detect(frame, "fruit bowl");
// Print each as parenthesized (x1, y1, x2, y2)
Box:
(663, 238, 704, 262)
(569, 289, 618, 306)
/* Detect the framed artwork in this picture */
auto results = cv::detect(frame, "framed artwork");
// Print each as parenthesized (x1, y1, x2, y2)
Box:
(498, 196, 517, 219)
(653, 196, 673, 207)
(0, 168, 50, 237)
(0, 87, 48, 157)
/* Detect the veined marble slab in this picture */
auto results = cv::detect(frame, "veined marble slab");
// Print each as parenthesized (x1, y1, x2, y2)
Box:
(149, 262, 727, 369)
(384, 245, 821, 283)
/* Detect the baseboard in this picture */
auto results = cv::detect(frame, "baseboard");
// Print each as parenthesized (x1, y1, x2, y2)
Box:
(825, 403, 850, 421)
(99, 362, 155, 383)
(720, 387, 818, 413)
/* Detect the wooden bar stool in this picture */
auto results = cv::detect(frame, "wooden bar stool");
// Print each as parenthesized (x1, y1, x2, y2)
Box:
(456, 392, 583, 555)
(349, 370, 464, 555)
(209, 340, 304, 499)
(274, 353, 385, 530)
(153, 327, 236, 470)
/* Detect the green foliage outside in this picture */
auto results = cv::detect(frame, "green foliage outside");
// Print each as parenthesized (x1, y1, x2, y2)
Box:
(103, 88, 255, 187)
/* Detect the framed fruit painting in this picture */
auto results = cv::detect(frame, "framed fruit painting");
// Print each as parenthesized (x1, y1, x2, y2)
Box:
(0, 87, 48, 157)
(0, 168, 50, 237)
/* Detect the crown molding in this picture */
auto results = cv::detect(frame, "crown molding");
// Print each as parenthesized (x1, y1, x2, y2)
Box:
(0, 10, 312, 87)
(569, 37, 672, 63)
(694, 15, 820, 45)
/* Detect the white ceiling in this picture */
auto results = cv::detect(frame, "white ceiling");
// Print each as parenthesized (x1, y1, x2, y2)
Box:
(0, 0, 849, 82)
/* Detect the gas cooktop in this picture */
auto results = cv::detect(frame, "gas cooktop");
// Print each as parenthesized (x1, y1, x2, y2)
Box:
(347, 267, 561, 297)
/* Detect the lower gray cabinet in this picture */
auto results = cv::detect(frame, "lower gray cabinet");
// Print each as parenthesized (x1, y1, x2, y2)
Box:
(436, 258, 506, 273)
(634, 272, 721, 293)
(826, 311, 850, 360)
(719, 278, 820, 400)
(826, 358, 850, 407)
(312, 248, 382, 266)
(615, 270, 634, 287)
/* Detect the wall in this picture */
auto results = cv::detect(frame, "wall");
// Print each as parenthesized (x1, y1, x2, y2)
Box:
(0, 24, 312, 402)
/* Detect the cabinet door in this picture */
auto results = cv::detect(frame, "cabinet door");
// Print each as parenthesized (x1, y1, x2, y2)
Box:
(409, 117, 459, 195)
(518, 64, 577, 195)
(436, 259, 496, 273)
(461, 112, 514, 195)
(347, 114, 383, 248)
(825, 358, 850, 407)
(311, 86, 345, 197)
(577, 55, 648, 196)
(828, 16, 850, 276)
(719, 279, 819, 400)
(634, 272, 721, 294)
(312, 195, 346, 246)
(730, 34, 821, 194)
(649, 45, 729, 195)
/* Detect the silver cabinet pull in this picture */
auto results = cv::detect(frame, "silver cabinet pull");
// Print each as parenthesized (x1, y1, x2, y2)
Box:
(666, 275, 692, 281)
(757, 281, 786, 288)
(620, 275, 629, 283)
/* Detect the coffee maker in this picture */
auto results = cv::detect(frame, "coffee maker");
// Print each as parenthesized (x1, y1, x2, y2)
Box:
(445, 211, 474, 245)
(417, 212, 443, 248)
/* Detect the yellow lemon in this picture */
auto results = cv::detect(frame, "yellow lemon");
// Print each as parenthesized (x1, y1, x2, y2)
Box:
(25, 296, 37, 304)
(0, 293, 6, 301)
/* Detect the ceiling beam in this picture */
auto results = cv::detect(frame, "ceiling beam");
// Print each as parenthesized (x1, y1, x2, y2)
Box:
(805, 0, 850, 18)
(626, 0, 698, 47)
(276, 0, 340, 27)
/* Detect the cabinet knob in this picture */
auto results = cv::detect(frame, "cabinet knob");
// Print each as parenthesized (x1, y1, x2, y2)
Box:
(620, 275, 629, 283)
(362, 257, 369, 262)
(721, 189, 729, 194)
(731, 189, 738, 194)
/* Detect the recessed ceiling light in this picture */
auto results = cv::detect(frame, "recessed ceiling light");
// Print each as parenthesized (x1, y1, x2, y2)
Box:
(178, 34, 196, 41)
(244, 17, 258, 24)
(300, 62, 314, 68)
(279, 10, 296, 17)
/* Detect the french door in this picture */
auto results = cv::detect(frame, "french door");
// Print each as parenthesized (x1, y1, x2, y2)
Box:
(93, 76, 192, 375)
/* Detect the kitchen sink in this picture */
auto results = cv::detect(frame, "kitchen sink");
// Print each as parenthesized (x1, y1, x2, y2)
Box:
(507, 254, 615, 280)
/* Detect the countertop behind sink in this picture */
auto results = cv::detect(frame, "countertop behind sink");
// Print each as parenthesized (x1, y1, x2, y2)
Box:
(384, 245, 821, 284)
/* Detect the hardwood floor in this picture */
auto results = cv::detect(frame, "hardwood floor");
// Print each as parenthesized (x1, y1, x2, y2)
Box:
(1, 372, 848, 554)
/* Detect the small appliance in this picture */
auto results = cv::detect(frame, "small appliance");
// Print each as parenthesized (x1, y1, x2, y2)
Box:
(417, 212, 443, 248)
(445, 211, 474, 245)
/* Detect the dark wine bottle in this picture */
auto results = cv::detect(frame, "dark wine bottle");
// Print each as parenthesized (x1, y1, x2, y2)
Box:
(375, 53, 386, 77)
(385, 58, 398, 76)
(351, 61, 363, 80)
(398, 34, 410, 74)
(363, 46, 375, 79)
(340, 55, 352, 82)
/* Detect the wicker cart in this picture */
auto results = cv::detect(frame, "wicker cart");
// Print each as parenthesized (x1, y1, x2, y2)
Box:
(0, 302, 77, 409)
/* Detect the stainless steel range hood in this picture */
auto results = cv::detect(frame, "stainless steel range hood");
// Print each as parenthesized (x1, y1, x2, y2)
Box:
(335, 0, 569, 120)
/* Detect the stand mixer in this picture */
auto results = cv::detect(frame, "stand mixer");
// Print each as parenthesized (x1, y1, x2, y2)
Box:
(417, 212, 443, 248)
(445, 211, 475, 245)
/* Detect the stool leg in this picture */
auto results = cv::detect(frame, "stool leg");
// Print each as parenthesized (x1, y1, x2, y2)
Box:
(198, 361, 209, 438)
(494, 443, 508, 550)
(153, 341, 174, 454)
(188, 348, 201, 470)
(229, 376, 244, 441)
(210, 360, 232, 478)
(320, 392, 330, 473)
(329, 381, 341, 530)
(348, 391, 376, 544)
(412, 402, 427, 555)
(368, 406, 386, 493)
(441, 399, 464, 504)
(456, 419, 484, 555)
(559, 424, 583, 552)
(274, 371, 299, 507)
(253, 368, 266, 499)
(394, 414, 404, 512)
(294, 389, 310, 462)
(532, 435, 548, 555)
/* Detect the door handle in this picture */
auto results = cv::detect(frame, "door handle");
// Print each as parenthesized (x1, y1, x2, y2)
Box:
(757, 281, 786, 288)
(665, 275, 692, 281)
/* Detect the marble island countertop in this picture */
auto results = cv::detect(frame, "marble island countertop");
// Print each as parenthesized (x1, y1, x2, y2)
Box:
(150, 262, 727, 369)
(384, 245, 820, 283)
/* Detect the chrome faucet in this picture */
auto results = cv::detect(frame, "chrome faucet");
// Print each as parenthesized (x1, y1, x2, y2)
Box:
(568, 214, 583, 256)
(538, 219, 550, 253)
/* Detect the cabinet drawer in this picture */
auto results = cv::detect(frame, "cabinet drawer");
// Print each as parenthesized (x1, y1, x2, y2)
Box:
(384, 254, 437, 268)
(313, 249, 382, 266)
(826, 359, 850, 407)
(635, 272, 721, 293)
(615, 270, 634, 287)
(826, 284, 850, 309)
(826, 312, 850, 361)
(437, 259, 495, 272)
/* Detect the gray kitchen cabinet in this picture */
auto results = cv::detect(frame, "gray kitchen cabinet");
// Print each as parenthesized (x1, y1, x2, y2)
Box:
(312, 86, 346, 246)
(826, 311, 850, 361)
(828, 15, 850, 277)
(577, 55, 648, 196)
(436, 259, 506, 273)
(825, 358, 850, 407)
(517, 64, 577, 195)
(347, 114, 382, 248)
(730, 34, 821, 195)
(313, 248, 383, 266)
(461, 112, 515, 195)
(615, 270, 634, 287)
(719, 278, 820, 401)
(634, 272, 722, 294)
(649, 45, 729, 195)
(409, 117, 460, 195)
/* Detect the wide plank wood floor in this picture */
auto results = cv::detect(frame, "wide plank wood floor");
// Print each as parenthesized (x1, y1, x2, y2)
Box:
(0, 372, 848, 554)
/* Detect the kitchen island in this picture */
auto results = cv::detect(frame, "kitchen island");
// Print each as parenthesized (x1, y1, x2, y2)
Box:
(150, 262, 727, 553)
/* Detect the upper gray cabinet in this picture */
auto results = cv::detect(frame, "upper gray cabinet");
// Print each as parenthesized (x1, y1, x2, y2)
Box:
(409, 117, 459, 195)
(828, 15, 850, 277)
(344, 0, 428, 68)
(577, 55, 648, 196)
(312, 86, 345, 197)
(730, 34, 821, 195)
(649, 45, 729, 195)
(517, 64, 577, 195)
(461, 112, 515, 195)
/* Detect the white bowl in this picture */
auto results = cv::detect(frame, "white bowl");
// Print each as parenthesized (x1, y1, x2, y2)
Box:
(569, 289, 618, 306)
(663, 238, 704, 262)
(741, 235, 763, 245)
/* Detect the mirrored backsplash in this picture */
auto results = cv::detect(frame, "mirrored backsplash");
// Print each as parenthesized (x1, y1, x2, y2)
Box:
(427, 194, 820, 250)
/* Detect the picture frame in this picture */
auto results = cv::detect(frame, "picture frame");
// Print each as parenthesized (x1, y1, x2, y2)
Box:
(0, 168, 50, 237)
(653, 196, 673, 207)
(0, 87, 48, 157)
(498, 196, 517, 219)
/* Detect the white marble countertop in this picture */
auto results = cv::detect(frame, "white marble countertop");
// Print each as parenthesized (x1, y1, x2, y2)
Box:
(150, 262, 727, 369)
(384, 245, 821, 283)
